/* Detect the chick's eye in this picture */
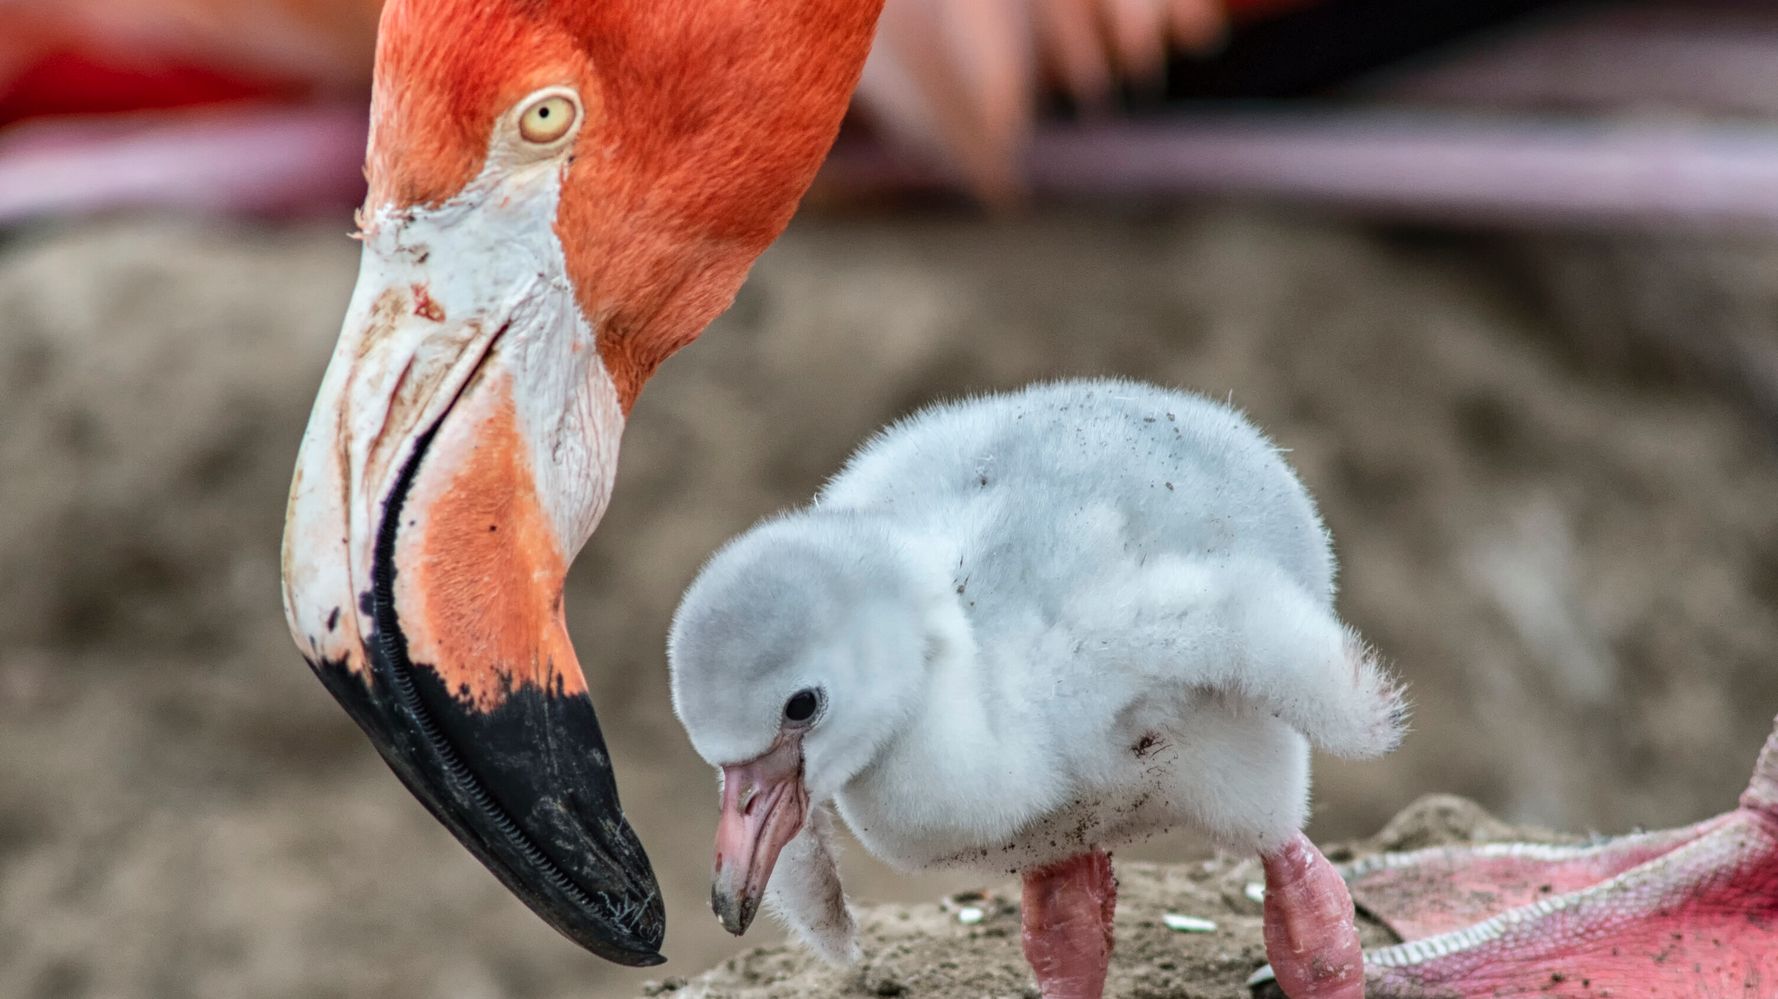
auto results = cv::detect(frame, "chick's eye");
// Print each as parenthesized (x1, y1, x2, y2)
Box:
(783, 689, 821, 726)
(518, 93, 578, 144)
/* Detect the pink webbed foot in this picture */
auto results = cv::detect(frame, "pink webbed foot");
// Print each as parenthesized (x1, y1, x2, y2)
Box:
(1250, 721, 1778, 997)
(1259, 832, 1366, 999)
(1359, 809, 1778, 998)
(1021, 850, 1118, 999)
(1341, 815, 1736, 942)
(1352, 724, 1778, 998)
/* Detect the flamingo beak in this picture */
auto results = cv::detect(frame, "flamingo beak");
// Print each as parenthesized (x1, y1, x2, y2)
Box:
(711, 735, 808, 935)
(280, 199, 664, 965)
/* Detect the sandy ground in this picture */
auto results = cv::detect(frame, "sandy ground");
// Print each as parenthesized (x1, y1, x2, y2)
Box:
(665, 794, 1541, 999)
(2, 209, 1776, 999)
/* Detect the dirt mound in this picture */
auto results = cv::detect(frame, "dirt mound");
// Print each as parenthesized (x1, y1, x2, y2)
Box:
(654, 796, 1542, 999)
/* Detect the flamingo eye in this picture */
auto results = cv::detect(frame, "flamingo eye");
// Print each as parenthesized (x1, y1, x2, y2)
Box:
(518, 92, 579, 145)
(782, 689, 822, 726)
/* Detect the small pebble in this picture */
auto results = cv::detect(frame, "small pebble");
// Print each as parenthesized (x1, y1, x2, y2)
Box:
(1245, 881, 1266, 903)
(957, 906, 986, 925)
(1161, 912, 1218, 933)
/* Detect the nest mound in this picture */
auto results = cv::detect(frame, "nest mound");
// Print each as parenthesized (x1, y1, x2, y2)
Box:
(657, 795, 1552, 999)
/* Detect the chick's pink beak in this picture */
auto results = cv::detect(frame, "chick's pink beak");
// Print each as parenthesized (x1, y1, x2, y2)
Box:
(712, 736, 808, 935)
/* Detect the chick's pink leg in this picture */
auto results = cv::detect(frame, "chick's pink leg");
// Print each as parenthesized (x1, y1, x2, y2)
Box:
(1021, 850, 1117, 999)
(1261, 832, 1366, 999)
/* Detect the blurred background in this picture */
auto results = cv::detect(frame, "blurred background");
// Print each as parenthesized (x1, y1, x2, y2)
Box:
(3, 0, 1777, 997)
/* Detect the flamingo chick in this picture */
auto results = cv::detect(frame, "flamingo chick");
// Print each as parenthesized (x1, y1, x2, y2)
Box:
(669, 379, 1405, 999)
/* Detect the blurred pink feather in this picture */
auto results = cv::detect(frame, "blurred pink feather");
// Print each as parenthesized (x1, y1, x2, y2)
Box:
(0, 105, 369, 221)
(0, 0, 1234, 214)
(857, 0, 1232, 200)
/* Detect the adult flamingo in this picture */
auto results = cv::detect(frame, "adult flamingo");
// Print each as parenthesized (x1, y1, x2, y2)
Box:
(279, 0, 886, 966)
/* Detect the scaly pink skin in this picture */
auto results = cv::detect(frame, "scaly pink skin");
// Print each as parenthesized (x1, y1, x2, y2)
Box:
(1262, 832, 1366, 999)
(1021, 851, 1118, 999)
(1347, 720, 1778, 998)
(1341, 815, 1737, 941)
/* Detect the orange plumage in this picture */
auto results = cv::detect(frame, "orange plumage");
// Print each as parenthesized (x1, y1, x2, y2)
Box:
(364, 0, 882, 406)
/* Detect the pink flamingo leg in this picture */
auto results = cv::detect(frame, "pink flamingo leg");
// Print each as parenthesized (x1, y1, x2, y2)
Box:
(1261, 832, 1366, 999)
(1021, 850, 1118, 999)
(1356, 723, 1778, 998)
(1253, 719, 1778, 997)
(1341, 815, 1736, 941)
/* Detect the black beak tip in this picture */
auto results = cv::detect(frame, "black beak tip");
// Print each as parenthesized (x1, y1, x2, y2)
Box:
(586, 933, 666, 969)
(554, 878, 668, 967)
(308, 648, 672, 968)
(626, 946, 669, 968)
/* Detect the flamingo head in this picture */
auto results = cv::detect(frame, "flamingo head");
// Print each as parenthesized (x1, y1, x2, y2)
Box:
(279, 0, 882, 964)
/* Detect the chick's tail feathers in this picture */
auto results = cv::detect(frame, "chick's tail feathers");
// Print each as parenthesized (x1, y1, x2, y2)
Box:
(1313, 628, 1409, 759)
(1219, 565, 1408, 760)
(1127, 557, 1407, 760)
